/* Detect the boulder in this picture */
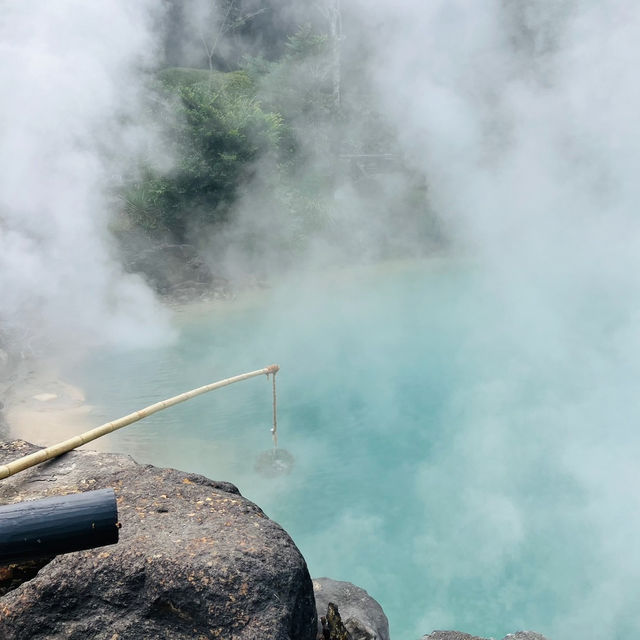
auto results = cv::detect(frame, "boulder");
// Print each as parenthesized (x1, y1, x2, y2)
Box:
(313, 577, 389, 640)
(420, 631, 550, 640)
(421, 633, 487, 640)
(0, 440, 316, 640)
(320, 602, 352, 640)
(125, 243, 232, 301)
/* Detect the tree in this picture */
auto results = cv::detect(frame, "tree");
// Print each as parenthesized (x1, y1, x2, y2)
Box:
(197, 0, 268, 82)
(122, 72, 282, 240)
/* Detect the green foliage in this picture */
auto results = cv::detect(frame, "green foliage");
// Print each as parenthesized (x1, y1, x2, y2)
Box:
(248, 26, 334, 124)
(157, 67, 257, 98)
(122, 171, 174, 232)
(284, 24, 328, 59)
(123, 23, 337, 246)
(121, 20, 439, 261)
(156, 67, 213, 88)
(122, 69, 281, 240)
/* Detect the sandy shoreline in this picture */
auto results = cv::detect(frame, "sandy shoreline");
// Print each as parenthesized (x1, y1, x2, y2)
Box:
(2, 359, 110, 451)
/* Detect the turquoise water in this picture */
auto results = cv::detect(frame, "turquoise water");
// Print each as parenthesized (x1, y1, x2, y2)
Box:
(70, 259, 640, 640)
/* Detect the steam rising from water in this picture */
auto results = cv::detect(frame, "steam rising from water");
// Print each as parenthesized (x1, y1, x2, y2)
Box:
(0, 1, 173, 357)
(4, 2, 640, 639)
(351, 2, 640, 638)
(191, 2, 640, 637)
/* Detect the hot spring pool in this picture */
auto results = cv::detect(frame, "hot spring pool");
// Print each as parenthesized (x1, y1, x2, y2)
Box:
(68, 259, 640, 640)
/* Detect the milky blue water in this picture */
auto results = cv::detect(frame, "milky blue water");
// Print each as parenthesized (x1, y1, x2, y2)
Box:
(70, 259, 640, 640)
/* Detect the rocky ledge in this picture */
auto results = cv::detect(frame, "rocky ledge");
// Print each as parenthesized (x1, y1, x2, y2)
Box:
(0, 440, 550, 640)
(0, 440, 316, 640)
(313, 578, 390, 640)
(420, 633, 548, 640)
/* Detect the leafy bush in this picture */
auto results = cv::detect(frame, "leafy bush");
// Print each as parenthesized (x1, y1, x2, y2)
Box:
(122, 70, 281, 240)
(120, 21, 439, 263)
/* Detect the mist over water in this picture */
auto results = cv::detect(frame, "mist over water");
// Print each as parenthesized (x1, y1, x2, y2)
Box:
(4, 2, 640, 639)
(73, 258, 640, 640)
(347, 2, 640, 638)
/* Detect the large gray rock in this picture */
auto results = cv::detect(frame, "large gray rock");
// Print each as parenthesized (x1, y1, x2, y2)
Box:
(421, 633, 487, 640)
(0, 440, 316, 640)
(313, 577, 389, 640)
(320, 602, 353, 640)
(125, 243, 230, 301)
(421, 630, 550, 640)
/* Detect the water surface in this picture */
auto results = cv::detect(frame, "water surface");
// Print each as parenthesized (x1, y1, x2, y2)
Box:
(71, 259, 640, 640)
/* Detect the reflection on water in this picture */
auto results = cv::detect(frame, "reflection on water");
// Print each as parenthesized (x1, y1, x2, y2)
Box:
(70, 259, 640, 640)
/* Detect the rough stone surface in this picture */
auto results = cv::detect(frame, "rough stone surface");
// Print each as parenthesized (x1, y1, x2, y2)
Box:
(421, 633, 488, 640)
(421, 631, 550, 640)
(313, 577, 389, 640)
(126, 243, 214, 294)
(320, 602, 352, 640)
(124, 242, 236, 303)
(0, 440, 316, 640)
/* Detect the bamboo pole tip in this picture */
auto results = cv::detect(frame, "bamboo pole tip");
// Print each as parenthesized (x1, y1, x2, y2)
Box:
(266, 364, 280, 374)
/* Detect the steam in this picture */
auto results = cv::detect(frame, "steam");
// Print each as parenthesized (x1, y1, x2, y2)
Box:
(156, 3, 640, 637)
(0, 1, 173, 358)
(4, 2, 640, 639)
(193, 1, 640, 637)
(347, 1, 640, 638)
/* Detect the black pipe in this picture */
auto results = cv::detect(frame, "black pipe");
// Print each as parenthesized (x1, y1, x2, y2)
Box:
(0, 488, 119, 563)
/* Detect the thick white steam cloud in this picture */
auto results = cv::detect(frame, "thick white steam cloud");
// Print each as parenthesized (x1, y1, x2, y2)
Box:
(0, 1, 173, 358)
(350, 1, 640, 638)
(5, 2, 640, 638)
(163, 3, 640, 637)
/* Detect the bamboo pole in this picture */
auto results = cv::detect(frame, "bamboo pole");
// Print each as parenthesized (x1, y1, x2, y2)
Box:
(0, 364, 280, 481)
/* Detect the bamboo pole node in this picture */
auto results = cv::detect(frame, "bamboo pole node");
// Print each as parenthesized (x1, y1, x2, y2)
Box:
(0, 364, 281, 481)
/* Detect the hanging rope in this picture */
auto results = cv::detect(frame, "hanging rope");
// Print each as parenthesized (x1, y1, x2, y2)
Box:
(256, 367, 294, 477)
(268, 368, 278, 449)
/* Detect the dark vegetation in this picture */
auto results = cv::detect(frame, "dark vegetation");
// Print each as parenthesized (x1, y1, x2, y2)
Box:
(117, 0, 441, 287)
